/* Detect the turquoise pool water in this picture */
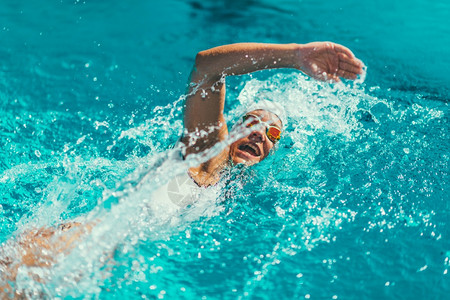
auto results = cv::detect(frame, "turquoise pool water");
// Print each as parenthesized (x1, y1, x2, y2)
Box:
(1, 0, 449, 298)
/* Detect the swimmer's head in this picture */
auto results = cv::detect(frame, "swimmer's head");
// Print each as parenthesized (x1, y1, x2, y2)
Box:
(244, 100, 287, 127)
(229, 109, 283, 166)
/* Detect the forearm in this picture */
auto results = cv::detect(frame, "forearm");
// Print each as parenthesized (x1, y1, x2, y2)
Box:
(192, 43, 302, 82)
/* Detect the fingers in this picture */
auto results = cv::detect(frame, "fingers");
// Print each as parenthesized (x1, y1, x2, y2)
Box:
(308, 42, 365, 82)
(336, 52, 364, 79)
(339, 61, 363, 75)
(337, 69, 358, 80)
(333, 43, 356, 58)
(338, 52, 364, 69)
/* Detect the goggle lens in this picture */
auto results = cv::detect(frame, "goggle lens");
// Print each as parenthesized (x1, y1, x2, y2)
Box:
(242, 114, 282, 144)
(267, 126, 281, 142)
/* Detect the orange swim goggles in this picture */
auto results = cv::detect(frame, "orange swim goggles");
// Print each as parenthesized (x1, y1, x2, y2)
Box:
(242, 114, 282, 144)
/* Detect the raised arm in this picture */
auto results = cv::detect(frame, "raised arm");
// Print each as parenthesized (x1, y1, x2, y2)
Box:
(181, 42, 364, 157)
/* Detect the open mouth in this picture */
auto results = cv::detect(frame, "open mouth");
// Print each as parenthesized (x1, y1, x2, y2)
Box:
(238, 143, 261, 157)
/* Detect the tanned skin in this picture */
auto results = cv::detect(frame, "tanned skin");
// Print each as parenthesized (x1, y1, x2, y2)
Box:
(0, 42, 364, 297)
(182, 42, 364, 186)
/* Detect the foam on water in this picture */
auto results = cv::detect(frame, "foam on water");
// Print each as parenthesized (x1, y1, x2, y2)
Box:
(1, 70, 448, 298)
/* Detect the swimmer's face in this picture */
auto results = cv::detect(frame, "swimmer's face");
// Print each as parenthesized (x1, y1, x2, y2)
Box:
(229, 110, 283, 166)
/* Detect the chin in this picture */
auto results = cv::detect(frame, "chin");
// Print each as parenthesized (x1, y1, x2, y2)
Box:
(229, 142, 261, 166)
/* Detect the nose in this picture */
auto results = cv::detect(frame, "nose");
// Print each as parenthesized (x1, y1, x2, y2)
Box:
(248, 129, 265, 143)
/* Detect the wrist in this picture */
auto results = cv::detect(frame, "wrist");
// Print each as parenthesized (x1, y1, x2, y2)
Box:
(291, 43, 305, 71)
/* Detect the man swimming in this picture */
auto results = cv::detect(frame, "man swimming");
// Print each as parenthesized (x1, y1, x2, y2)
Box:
(0, 41, 363, 295)
(181, 42, 364, 187)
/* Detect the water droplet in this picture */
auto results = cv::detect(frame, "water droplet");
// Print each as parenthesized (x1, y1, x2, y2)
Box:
(76, 135, 86, 145)
(417, 265, 428, 272)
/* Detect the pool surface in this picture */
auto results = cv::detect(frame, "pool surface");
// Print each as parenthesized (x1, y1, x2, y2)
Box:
(1, 0, 449, 298)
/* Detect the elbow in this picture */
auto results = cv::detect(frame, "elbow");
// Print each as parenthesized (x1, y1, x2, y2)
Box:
(195, 49, 209, 60)
(193, 50, 210, 74)
(192, 50, 223, 82)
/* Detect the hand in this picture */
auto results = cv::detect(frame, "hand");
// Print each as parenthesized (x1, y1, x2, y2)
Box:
(297, 42, 364, 82)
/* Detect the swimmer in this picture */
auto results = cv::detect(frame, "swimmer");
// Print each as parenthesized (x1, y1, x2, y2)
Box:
(0, 41, 363, 296)
(182, 42, 364, 186)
